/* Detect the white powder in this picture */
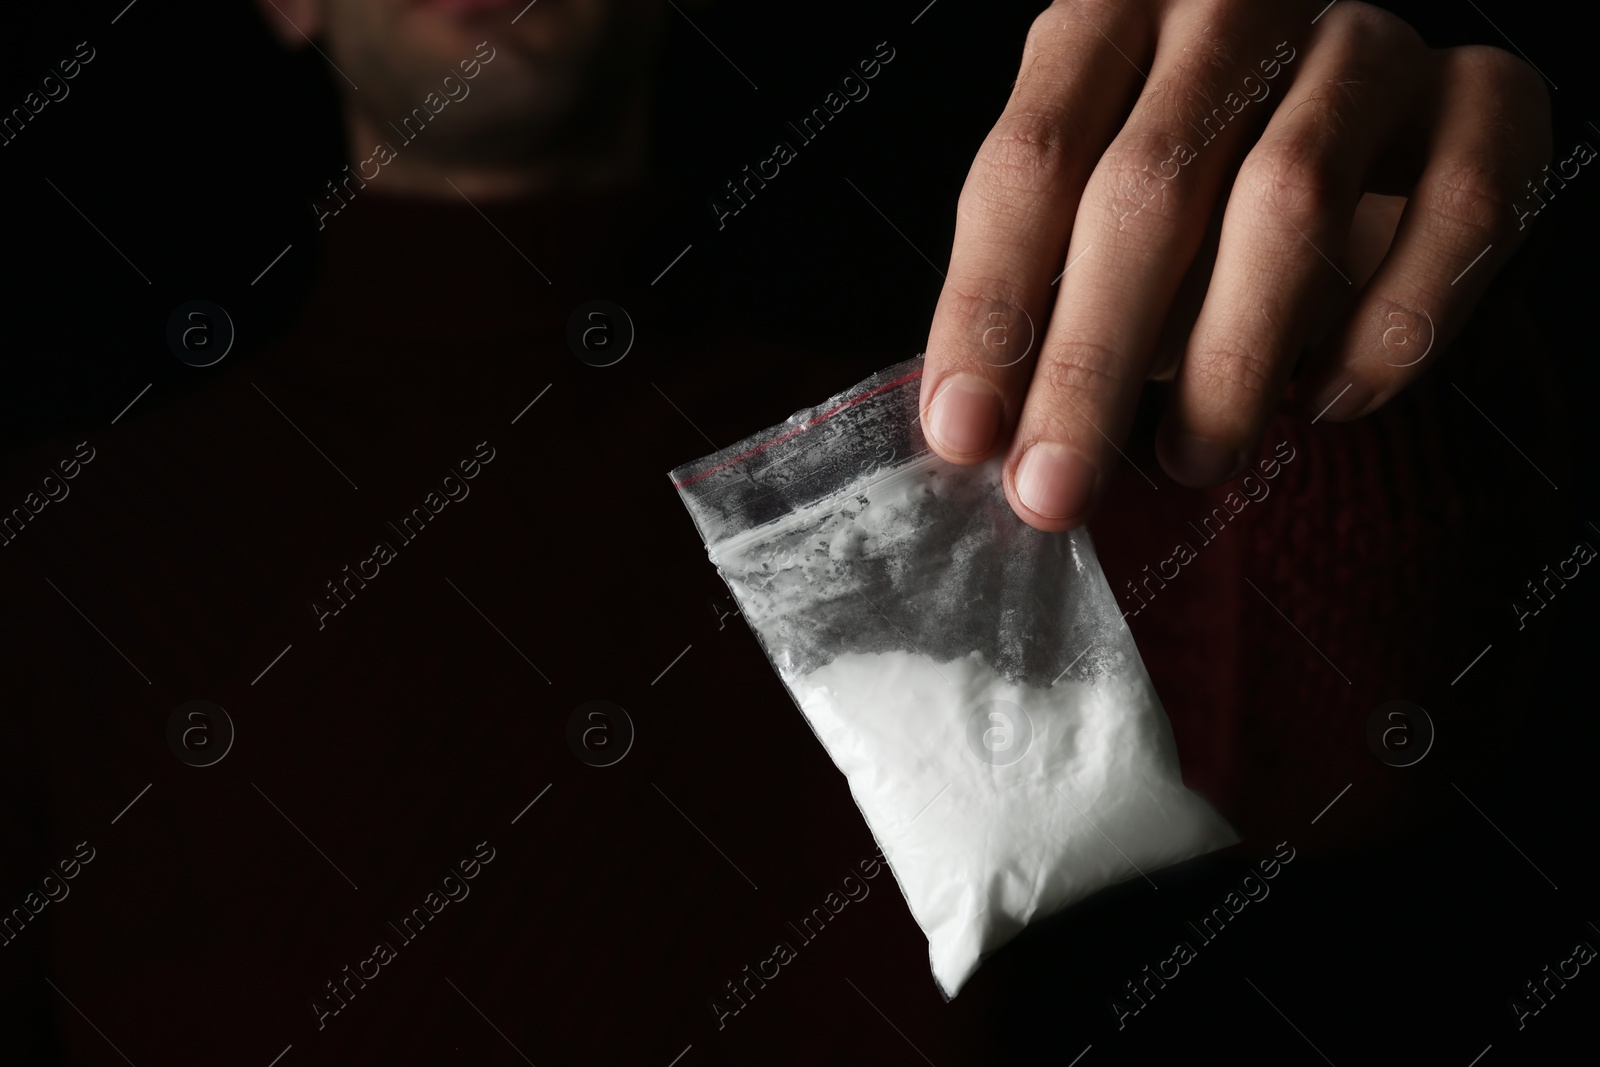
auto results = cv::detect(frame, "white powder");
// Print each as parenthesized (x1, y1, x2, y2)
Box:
(787, 648, 1236, 997)
(689, 395, 1238, 997)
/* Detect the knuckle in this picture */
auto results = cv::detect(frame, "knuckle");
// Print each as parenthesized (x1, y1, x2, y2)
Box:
(1321, 4, 1429, 91)
(1426, 157, 1509, 237)
(1035, 340, 1127, 409)
(1186, 338, 1277, 408)
(934, 277, 1039, 369)
(1095, 132, 1205, 228)
(1453, 44, 1545, 100)
(1448, 46, 1551, 152)
(1023, 3, 1077, 55)
(1026, 0, 1114, 53)
(1239, 143, 1336, 229)
(972, 110, 1077, 202)
(1326, 1, 1420, 52)
(940, 275, 1027, 324)
(1025, 341, 1129, 444)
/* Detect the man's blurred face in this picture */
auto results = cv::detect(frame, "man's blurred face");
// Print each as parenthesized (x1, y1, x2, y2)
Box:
(317, 0, 661, 165)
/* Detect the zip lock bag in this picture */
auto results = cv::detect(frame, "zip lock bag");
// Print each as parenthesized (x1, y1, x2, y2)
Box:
(670, 356, 1238, 997)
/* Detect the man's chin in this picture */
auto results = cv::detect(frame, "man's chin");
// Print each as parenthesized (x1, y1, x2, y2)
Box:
(401, 0, 583, 56)
(410, 0, 522, 13)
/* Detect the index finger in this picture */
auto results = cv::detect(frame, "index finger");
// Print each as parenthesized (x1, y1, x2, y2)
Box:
(919, 1, 1152, 463)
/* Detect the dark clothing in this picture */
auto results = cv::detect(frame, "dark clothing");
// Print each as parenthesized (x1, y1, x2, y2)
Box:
(0, 187, 1565, 1065)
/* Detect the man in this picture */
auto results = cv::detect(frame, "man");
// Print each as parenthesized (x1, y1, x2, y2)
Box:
(267, 0, 1553, 529)
(265, 0, 663, 201)
(0, 1, 1564, 1063)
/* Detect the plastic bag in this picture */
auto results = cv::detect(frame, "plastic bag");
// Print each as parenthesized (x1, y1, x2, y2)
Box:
(670, 356, 1238, 997)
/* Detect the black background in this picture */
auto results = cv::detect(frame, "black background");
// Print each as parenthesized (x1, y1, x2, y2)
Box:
(3, 1, 1597, 1064)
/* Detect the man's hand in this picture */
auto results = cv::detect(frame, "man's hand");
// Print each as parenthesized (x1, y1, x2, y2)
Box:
(919, 0, 1551, 531)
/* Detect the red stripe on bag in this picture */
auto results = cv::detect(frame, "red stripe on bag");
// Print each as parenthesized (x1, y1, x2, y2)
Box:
(671, 367, 924, 489)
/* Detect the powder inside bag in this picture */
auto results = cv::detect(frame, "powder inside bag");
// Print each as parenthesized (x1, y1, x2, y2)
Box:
(682, 363, 1239, 997)
(715, 456, 1236, 997)
(789, 647, 1231, 996)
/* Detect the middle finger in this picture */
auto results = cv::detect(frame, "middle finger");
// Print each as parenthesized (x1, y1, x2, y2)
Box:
(1006, 6, 1301, 530)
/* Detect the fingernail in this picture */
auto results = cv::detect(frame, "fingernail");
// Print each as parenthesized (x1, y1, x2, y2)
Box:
(928, 373, 1003, 457)
(1308, 379, 1373, 423)
(1014, 442, 1096, 520)
(1164, 432, 1243, 486)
